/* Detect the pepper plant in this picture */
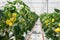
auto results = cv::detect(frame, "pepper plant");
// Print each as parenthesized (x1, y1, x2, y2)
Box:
(40, 9, 60, 40)
(0, 0, 38, 40)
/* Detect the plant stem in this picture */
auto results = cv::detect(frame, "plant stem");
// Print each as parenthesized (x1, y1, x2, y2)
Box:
(4, 31, 9, 40)
(58, 33, 60, 40)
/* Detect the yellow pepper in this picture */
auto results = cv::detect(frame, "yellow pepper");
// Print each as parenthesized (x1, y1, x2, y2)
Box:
(58, 23, 60, 26)
(10, 17, 16, 23)
(6, 19, 13, 26)
(9, 22, 13, 26)
(12, 13, 17, 17)
(52, 19, 54, 22)
(6, 20, 11, 25)
(54, 28, 60, 33)
(46, 23, 48, 26)
(45, 20, 49, 23)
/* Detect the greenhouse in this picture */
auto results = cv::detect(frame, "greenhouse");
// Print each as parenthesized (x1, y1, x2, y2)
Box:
(0, 0, 60, 40)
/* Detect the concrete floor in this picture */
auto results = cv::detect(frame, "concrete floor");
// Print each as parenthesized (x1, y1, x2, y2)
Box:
(25, 19, 47, 40)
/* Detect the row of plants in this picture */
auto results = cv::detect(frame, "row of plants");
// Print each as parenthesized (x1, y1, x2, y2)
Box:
(40, 9, 60, 40)
(0, 0, 38, 40)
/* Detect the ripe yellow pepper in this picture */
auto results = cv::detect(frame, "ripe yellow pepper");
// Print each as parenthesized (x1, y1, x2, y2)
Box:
(54, 28, 60, 33)
(10, 17, 16, 23)
(9, 22, 13, 26)
(6, 20, 11, 25)
(46, 23, 48, 26)
(45, 20, 49, 23)
(12, 13, 17, 17)
(58, 23, 60, 26)
(52, 19, 54, 22)
(6, 19, 13, 26)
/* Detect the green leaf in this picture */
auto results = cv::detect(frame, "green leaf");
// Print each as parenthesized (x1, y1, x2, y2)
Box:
(54, 8, 60, 13)
(7, 1, 13, 4)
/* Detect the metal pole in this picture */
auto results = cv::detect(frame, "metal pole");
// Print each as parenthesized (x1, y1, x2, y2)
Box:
(47, 0, 48, 13)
